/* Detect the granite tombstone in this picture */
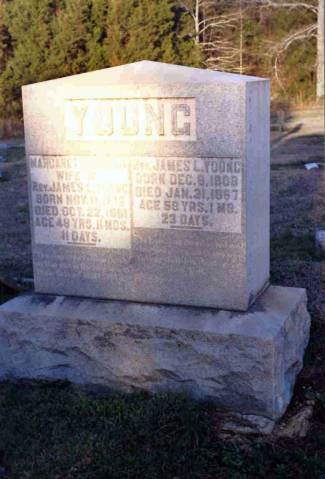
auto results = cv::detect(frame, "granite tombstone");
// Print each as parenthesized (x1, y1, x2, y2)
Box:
(0, 61, 310, 433)
(22, 60, 270, 310)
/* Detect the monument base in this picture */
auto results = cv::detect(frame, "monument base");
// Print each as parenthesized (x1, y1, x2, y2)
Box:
(0, 285, 310, 433)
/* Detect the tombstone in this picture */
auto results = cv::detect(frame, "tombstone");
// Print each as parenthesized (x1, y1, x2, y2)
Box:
(0, 61, 310, 433)
(21, 61, 270, 310)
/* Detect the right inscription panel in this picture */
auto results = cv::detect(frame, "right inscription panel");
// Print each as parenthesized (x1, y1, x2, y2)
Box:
(132, 157, 242, 234)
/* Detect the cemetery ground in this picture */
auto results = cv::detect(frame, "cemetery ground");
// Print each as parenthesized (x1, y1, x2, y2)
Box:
(0, 108, 324, 478)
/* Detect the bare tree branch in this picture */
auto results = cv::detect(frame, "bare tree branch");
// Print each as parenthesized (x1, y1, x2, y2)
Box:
(267, 23, 317, 91)
(257, 0, 318, 14)
(269, 23, 317, 55)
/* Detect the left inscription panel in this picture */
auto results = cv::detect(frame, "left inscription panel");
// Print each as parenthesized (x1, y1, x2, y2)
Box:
(29, 155, 131, 249)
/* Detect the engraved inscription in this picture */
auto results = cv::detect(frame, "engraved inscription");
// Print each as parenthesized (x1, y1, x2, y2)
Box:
(30, 155, 242, 249)
(132, 157, 242, 233)
(30, 155, 131, 248)
(65, 98, 196, 141)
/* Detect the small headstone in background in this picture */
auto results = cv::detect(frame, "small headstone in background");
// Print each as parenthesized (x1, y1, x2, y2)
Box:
(304, 162, 319, 170)
(0, 171, 9, 182)
(316, 229, 325, 251)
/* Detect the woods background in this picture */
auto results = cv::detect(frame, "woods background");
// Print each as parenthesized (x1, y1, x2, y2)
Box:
(0, 0, 323, 134)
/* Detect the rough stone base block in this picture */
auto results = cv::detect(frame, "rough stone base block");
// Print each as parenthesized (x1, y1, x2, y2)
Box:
(0, 286, 310, 432)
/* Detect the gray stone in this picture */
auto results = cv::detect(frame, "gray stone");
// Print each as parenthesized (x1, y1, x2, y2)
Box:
(276, 401, 314, 438)
(316, 229, 325, 251)
(219, 413, 275, 435)
(0, 285, 310, 424)
(22, 60, 270, 310)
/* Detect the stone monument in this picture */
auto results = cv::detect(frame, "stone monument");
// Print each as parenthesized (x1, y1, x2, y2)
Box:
(22, 60, 270, 311)
(0, 61, 310, 433)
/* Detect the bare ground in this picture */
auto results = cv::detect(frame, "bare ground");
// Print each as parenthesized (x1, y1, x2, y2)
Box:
(0, 141, 31, 282)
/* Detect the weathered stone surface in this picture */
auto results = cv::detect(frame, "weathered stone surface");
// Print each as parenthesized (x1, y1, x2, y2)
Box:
(276, 401, 314, 438)
(219, 413, 275, 435)
(0, 285, 310, 423)
(22, 60, 270, 310)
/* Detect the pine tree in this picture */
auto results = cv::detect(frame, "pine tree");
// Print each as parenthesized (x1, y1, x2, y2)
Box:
(0, 0, 56, 118)
(106, 0, 200, 66)
(46, 0, 92, 78)
(105, 0, 137, 67)
(0, 0, 11, 74)
(87, 0, 110, 71)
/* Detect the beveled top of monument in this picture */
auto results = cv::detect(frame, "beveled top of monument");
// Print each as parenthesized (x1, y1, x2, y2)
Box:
(23, 61, 269, 160)
(23, 60, 267, 90)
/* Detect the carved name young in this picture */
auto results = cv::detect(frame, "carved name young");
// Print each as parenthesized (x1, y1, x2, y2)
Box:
(64, 98, 196, 141)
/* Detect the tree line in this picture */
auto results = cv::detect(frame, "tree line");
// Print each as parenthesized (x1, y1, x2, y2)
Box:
(0, 0, 321, 122)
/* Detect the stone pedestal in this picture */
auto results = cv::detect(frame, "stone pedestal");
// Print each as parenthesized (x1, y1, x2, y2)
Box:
(0, 285, 310, 432)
